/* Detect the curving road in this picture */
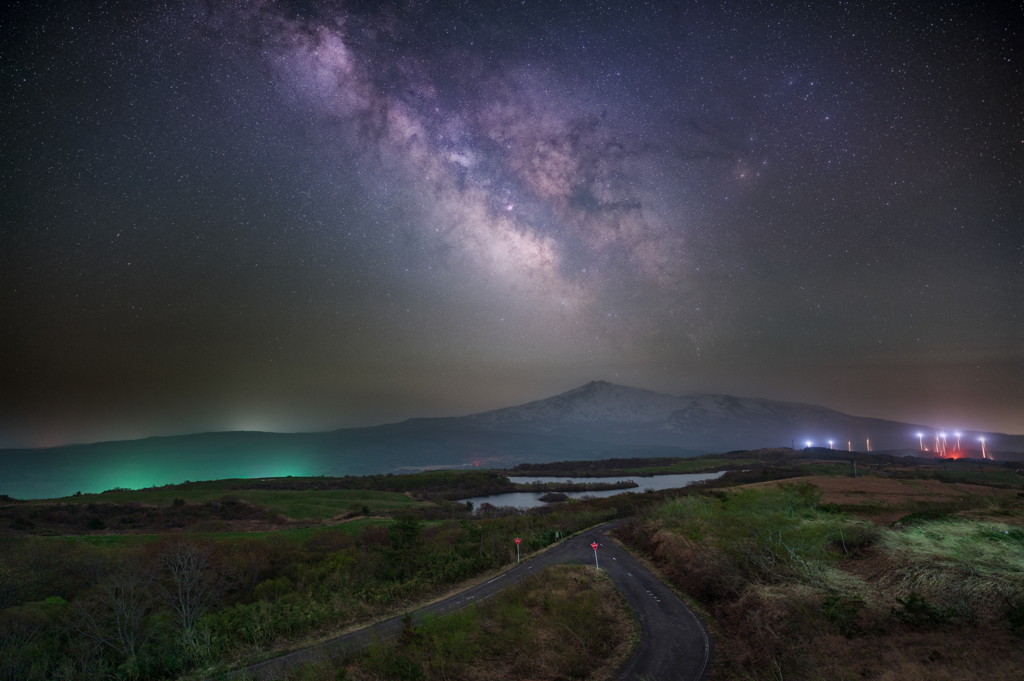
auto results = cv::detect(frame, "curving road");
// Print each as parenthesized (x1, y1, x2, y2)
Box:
(229, 521, 713, 680)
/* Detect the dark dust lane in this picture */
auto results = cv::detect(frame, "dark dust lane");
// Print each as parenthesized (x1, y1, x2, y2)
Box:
(229, 521, 712, 681)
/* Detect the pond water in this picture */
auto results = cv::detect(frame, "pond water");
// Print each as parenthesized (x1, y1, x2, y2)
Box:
(462, 472, 726, 510)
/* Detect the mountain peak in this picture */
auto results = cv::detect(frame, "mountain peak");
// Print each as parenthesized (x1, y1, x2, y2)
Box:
(445, 381, 1024, 453)
(463, 381, 687, 426)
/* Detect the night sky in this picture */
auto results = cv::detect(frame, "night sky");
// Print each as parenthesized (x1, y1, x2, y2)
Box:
(2, 0, 1022, 449)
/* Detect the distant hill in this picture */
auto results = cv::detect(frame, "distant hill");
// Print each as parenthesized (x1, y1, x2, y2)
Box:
(2, 380, 1021, 499)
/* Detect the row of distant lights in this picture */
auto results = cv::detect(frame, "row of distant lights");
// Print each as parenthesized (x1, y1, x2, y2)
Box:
(803, 432, 989, 459)
(804, 439, 873, 451)
(916, 431, 989, 459)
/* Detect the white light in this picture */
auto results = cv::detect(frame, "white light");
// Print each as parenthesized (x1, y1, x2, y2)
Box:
(806, 441, 812, 448)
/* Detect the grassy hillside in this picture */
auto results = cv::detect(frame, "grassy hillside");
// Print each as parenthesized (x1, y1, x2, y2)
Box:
(48, 487, 423, 521)
(3, 449, 1022, 681)
(0, 495, 624, 681)
(618, 477, 1024, 680)
(335, 565, 638, 681)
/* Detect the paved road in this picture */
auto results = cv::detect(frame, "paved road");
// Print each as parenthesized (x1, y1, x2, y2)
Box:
(230, 521, 713, 680)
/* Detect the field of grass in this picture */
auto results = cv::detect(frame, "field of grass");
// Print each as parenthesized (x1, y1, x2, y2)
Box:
(42, 487, 424, 521)
(794, 460, 881, 476)
(619, 480, 1024, 680)
(283, 565, 638, 681)
(923, 468, 1024, 486)
(623, 457, 761, 475)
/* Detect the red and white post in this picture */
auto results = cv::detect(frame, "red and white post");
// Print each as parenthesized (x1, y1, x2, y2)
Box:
(591, 541, 599, 570)
(515, 537, 521, 563)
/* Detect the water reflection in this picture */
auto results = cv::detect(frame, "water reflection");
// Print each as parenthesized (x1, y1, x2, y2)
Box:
(463, 472, 725, 510)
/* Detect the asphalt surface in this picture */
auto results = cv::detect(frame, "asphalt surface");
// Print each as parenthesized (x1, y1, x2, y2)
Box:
(229, 520, 713, 680)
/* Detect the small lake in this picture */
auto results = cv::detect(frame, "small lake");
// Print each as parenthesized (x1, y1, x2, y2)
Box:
(463, 472, 725, 510)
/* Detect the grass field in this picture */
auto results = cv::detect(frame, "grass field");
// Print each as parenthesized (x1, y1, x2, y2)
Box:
(41, 486, 425, 520)
(924, 469, 1024, 486)
(300, 565, 639, 681)
(621, 479, 1024, 680)
(623, 457, 761, 475)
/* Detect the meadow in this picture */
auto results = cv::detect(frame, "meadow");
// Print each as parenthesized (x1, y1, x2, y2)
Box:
(4, 452, 1023, 680)
(618, 477, 1024, 680)
(283, 566, 639, 681)
(0, 486, 621, 681)
(59, 488, 422, 522)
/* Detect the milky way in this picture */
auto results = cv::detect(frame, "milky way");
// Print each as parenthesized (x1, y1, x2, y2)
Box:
(1, 0, 1021, 446)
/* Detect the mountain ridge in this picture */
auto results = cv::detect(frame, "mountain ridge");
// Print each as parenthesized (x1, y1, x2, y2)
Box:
(432, 380, 1021, 454)
(2, 381, 1022, 499)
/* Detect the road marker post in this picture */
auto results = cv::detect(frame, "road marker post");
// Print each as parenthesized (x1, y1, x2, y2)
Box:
(591, 541, 599, 570)
(515, 537, 521, 563)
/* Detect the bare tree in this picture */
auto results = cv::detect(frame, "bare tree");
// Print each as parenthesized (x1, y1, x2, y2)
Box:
(70, 562, 153, 660)
(158, 541, 220, 632)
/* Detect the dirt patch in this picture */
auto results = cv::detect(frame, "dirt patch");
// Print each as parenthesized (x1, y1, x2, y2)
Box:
(835, 546, 898, 581)
(740, 475, 1012, 507)
(835, 627, 1024, 681)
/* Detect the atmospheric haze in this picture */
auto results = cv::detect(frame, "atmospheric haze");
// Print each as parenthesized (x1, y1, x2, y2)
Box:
(1, 0, 1022, 449)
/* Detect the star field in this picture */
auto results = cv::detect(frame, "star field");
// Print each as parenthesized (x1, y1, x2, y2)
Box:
(1, 0, 1021, 447)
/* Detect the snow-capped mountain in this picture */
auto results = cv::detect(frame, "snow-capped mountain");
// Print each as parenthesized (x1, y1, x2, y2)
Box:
(7, 381, 1021, 498)
(461, 380, 689, 426)
(441, 380, 1022, 453)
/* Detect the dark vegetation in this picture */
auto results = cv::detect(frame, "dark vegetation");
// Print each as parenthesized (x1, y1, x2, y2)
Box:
(334, 566, 636, 681)
(617, 478, 1024, 679)
(229, 471, 638, 497)
(0, 489, 637, 681)
(227, 470, 517, 501)
(1, 498, 284, 535)
(509, 447, 1024, 485)
(514, 480, 638, 493)
(510, 456, 697, 476)
(4, 450, 1023, 680)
